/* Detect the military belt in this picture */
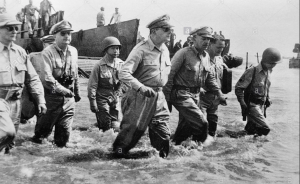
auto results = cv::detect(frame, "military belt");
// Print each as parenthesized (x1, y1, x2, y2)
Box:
(173, 85, 200, 93)
(0, 87, 23, 101)
(148, 86, 163, 92)
(249, 96, 265, 105)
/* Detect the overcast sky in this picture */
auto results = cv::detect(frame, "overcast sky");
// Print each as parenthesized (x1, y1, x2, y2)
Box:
(3, 0, 299, 61)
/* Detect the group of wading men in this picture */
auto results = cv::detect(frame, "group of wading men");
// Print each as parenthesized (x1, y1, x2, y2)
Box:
(0, 13, 282, 158)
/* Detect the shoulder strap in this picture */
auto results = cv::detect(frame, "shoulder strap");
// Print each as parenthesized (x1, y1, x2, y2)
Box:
(248, 66, 256, 90)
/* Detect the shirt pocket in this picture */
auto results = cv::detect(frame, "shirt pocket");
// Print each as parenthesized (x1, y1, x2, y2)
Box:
(185, 63, 197, 72)
(0, 65, 9, 73)
(144, 59, 158, 66)
(100, 71, 112, 78)
(15, 63, 27, 83)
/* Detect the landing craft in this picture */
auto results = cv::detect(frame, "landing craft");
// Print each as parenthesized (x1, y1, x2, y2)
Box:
(289, 43, 300, 68)
(15, 11, 140, 78)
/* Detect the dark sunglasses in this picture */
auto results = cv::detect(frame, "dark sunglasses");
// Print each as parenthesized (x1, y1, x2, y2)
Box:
(60, 31, 71, 36)
(3, 26, 19, 32)
(159, 27, 171, 32)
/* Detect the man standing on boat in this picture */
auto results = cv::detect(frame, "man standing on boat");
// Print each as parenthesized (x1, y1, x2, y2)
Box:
(31, 20, 81, 147)
(113, 14, 172, 158)
(40, 0, 54, 35)
(24, 0, 40, 38)
(109, 7, 121, 24)
(97, 7, 105, 27)
(226, 48, 282, 138)
(0, 13, 46, 153)
(163, 27, 227, 146)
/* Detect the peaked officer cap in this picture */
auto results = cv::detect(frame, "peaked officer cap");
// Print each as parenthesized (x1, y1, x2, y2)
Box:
(50, 20, 73, 35)
(146, 14, 173, 29)
(189, 26, 213, 38)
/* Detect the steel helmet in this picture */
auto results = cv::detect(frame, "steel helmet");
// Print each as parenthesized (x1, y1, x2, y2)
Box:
(102, 36, 122, 52)
(261, 48, 282, 64)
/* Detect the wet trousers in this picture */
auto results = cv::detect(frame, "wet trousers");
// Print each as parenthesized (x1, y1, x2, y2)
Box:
(199, 92, 219, 136)
(95, 96, 119, 131)
(245, 102, 270, 136)
(171, 89, 208, 144)
(0, 98, 21, 152)
(34, 94, 75, 147)
(113, 89, 170, 158)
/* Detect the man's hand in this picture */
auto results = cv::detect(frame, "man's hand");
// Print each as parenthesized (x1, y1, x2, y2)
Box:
(65, 90, 75, 97)
(75, 95, 81, 102)
(37, 103, 47, 116)
(216, 90, 227, 106)
(200, 88, 206, 96)
(240, 100, 247, 114)
(219, 95, 227, 106)
(138, 86, 156, 97)
(90, 100, 99, 113)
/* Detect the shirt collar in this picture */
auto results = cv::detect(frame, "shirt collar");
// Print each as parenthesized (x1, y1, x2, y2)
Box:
(0, 42, 17, 51)
(53, 43, 72, 55)
(99, 54, 115, 67)
(190, 46, 207, 58)
(147, 36, 164, 52)
(257, 62, 269, 75)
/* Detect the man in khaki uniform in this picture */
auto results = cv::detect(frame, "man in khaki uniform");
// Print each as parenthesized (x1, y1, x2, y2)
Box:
(31, 20, 81, 147)
(199, 34, 228, 138)
(113, 15, 173, 158)
(227, 48, 282, 138)
(0, 13, 46, 153)
(163, 27, 226, 145)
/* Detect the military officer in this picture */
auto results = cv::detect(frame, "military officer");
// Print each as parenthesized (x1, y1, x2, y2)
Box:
(113, 15, 172, 158)
(199, 34, 228, 138)
(31, 20, 81, 147)
(0, 13, 46, 153)
(163, 27, 226, 146)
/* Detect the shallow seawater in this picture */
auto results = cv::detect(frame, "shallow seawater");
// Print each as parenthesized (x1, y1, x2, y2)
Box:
(0, 60, 299, 184)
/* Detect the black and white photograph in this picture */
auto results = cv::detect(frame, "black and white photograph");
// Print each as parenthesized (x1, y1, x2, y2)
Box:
(0, 0, 299, 183)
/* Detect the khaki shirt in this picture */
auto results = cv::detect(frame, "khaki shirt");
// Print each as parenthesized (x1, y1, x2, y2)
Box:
(203, 56, 224, 92)
(40, 43, 80, 96)
(29, 52, 43, 76)
(163, 46, 219, 100)
(88, 55, 124, 100)
(235, 63, 271, 102)
(119, 37, 171, 91)
(0, 42, 45, 104)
